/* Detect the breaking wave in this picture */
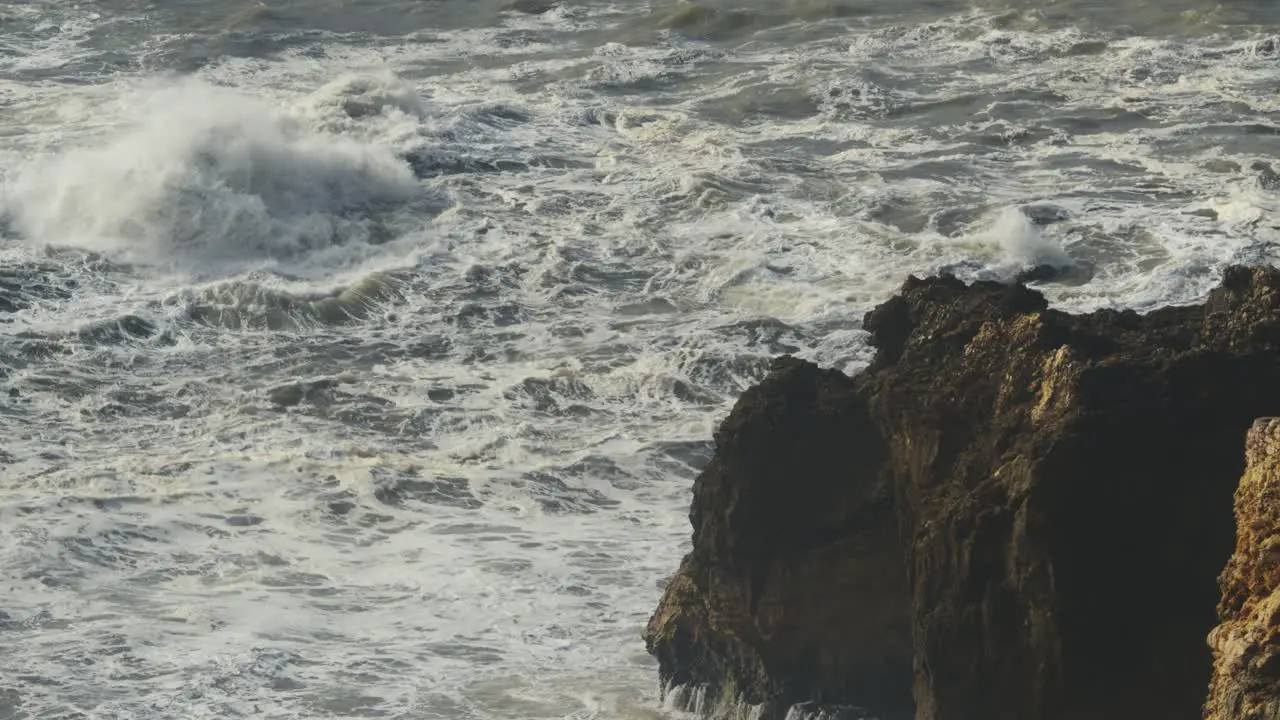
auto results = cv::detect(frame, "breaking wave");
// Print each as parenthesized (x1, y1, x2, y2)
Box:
(1, 79, 424, 276)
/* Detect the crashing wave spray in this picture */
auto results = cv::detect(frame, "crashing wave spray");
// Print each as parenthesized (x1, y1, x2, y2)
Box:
(1, 79, 422, 275)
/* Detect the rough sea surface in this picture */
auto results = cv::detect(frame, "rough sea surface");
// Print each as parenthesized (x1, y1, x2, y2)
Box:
(2, 0, 1279, 717)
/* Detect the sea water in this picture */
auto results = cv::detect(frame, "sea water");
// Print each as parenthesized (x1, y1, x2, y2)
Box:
(2, 0, 1279, 717)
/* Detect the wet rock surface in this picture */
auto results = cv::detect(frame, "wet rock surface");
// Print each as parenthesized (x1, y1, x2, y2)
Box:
(646, 265, 1280, 720)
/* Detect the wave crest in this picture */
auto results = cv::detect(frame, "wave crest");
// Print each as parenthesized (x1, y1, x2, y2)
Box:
(2, 80, 421, 274)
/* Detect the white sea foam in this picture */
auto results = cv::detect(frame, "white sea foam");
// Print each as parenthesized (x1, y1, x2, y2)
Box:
(966, 205, 1075, 270)
(2, 80, 422, 276)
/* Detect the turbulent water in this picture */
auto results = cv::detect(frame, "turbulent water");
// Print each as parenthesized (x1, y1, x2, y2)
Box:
(2, 0, 1279, 717)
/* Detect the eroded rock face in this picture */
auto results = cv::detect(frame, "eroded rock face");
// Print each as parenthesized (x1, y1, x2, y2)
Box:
(646, 360, 911, 719)
(646, 266, 1280, 720)
(1206, 418, 1280, 720)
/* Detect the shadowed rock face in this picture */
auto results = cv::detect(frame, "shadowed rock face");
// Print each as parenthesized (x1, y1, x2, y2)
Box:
(647, 360, 910, 718)
(645, 266, 1280, 720)
(1206, 418, 1280, 720)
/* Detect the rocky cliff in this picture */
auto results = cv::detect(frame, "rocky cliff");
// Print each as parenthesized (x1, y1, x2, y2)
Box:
(1206, 418, 1280, 720)
(645, 265, 1280, 720)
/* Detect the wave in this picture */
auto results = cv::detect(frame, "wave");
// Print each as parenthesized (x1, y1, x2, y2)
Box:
(295, 72, 427, 133)
(177, 271, 404, 330)
(1, 79, 423, 276)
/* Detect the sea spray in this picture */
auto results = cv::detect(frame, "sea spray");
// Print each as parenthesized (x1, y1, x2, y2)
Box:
(1, 80, 421, 274)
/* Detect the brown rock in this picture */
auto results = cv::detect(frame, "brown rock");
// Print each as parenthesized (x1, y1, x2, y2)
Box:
(646, 266, 1280, 720)
(1206, 418, 1280, 720)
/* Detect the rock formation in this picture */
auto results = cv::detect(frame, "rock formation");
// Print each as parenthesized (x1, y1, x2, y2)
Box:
(1206, 418, 1280, 720)
(646, 266, 1280, 720)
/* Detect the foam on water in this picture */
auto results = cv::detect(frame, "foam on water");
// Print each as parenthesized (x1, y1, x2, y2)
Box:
(2, 80, 424, 278)
(941, 205, 1076, 279)
(3, 1, 1280, 718)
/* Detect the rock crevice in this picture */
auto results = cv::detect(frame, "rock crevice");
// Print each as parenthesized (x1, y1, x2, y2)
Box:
(1206, 418, 1280, 720)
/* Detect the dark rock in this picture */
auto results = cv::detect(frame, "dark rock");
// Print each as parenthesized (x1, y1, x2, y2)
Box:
(645, 265, 1280, 720)
(648, 357, 910, 719)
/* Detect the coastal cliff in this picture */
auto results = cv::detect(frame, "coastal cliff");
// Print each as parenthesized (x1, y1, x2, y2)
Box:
(1206, 418, 1280, 720)
(645, 266, 1280, 720)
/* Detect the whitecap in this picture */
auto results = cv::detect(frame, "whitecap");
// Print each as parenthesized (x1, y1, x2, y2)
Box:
(1, 79, 423, 277)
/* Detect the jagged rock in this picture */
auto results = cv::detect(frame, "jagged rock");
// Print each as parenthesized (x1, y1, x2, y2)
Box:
(646, 265, 1280, 720)
(1206, 418, 1280, 720)
(647, 359, 911, 719)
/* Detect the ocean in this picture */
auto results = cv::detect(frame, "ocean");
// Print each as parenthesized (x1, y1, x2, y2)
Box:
(1, 0, 1278, 717)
